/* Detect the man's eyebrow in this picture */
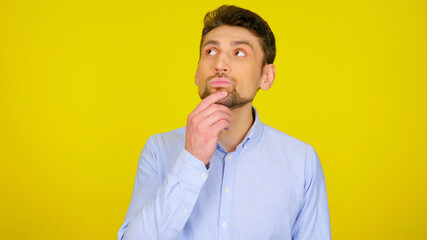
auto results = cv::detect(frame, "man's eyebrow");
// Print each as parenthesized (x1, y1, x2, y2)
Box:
(202, 40, 220, 48)
(202, 40, 254, 51)
(231, 40, 254, 51)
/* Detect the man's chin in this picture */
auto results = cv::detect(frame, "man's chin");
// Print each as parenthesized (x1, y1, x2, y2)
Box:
(200, 87, 231, 99)
(214, 96, 231, 105)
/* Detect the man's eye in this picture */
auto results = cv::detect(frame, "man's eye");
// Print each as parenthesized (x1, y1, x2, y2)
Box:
(207, 49, 217, 55)
(235, 50, 246, 57)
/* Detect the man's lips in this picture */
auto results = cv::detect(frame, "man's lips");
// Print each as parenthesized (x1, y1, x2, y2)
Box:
(208, 77, 232, 87)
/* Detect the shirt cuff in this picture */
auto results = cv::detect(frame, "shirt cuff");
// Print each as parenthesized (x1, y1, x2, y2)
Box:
(169, 149, 209, 191)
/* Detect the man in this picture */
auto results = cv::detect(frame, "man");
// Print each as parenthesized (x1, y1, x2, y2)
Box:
(118, 5, 330, 240)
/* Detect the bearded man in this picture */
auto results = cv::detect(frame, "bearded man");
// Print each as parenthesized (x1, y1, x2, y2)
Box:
(118, 5, 331, 240)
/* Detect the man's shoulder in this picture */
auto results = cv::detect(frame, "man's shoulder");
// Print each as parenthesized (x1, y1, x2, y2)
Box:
(262, 123, 314, 151)
(147, 126, 186, 145)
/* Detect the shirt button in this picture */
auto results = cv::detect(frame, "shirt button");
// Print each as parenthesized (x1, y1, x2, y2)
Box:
(243, 145, 247, 150)
(222, 222, 227, 228)
(224, 187, 230, 193)
(184, 209, 189, 214)
(226, 155, 232, 160)
(200, 173, 206, 179)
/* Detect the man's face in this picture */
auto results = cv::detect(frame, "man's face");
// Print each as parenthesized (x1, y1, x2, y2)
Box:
(195, 25, 269, 109)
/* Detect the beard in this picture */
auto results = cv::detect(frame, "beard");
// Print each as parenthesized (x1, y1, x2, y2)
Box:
(199, 74, 255, 109)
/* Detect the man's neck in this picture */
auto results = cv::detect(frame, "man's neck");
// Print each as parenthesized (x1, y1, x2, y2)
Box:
(218, 103, 254, 153)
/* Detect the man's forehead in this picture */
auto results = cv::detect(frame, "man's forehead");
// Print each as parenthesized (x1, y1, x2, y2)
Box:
(202, 25, 260, 48)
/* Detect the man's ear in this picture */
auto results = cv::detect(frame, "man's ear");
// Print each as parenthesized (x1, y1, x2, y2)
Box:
(260, 64, 275, 90)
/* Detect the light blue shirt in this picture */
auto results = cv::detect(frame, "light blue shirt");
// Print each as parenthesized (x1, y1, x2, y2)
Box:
(118, 108, 331, 240)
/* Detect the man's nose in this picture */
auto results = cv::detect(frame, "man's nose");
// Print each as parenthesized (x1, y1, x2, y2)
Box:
(214, 54, 230, 74)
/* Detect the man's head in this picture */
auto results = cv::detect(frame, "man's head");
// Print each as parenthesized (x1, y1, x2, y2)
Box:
(195, 5, 276, 109)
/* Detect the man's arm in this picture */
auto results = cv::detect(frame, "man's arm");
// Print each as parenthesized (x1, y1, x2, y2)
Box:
(118, 91, 231, 240)
(291, 146, 331, 240)
(117, 137, 209, 240)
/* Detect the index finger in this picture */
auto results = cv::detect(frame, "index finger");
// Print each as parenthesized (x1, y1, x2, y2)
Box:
(193, 91, 228, 115)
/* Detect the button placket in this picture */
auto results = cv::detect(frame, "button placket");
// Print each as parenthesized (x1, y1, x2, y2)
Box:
(219, 153, 235, 240)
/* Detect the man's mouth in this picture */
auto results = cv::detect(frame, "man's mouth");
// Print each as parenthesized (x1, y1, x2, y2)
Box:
(208, 77, 232, 87)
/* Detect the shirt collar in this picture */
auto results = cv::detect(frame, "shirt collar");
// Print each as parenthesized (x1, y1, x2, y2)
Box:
(242, 106, 263, 146)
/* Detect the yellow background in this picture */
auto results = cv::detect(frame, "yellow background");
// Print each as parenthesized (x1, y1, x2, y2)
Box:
(1, 0, 426, 239)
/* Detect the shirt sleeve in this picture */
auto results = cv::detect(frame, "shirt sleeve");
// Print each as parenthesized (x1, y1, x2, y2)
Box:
(117, 136, 209, 240)
(292, 146, 331, 240)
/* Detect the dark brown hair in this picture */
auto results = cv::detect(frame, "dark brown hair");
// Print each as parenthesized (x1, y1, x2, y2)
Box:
(200, 5, 276, 66)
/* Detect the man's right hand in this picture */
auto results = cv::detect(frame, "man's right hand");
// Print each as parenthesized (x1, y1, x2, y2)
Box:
(185, 91, 232, 165)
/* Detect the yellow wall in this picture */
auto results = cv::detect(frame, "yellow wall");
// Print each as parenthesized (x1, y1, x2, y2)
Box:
(1, 0, 426, 239)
